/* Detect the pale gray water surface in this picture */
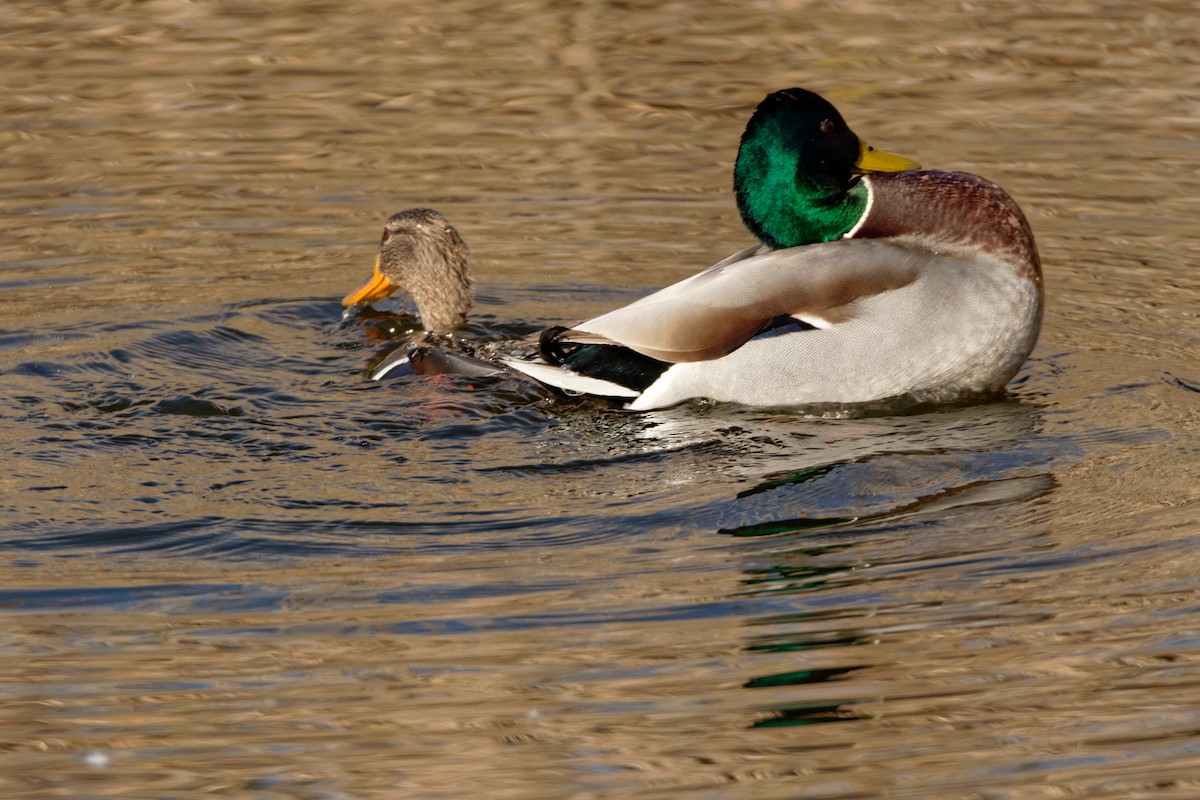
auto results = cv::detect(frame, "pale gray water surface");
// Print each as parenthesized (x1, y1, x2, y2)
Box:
(3, 1, 1200, 797)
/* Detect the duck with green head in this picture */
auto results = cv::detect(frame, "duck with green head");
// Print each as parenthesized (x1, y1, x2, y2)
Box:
(501, 87, 1043, 410)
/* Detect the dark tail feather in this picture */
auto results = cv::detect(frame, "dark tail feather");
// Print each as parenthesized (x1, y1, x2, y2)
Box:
(538, 326, 575, 365)
(408, 346, 504, 378)
(536, 326, 668, 392)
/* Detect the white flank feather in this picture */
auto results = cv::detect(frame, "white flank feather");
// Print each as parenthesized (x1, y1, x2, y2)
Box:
(500, 358, 641, 398)
(371, 352, 412, 380)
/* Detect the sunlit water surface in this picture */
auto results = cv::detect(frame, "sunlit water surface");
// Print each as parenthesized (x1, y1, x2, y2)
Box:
(2, 1, 1200, 797)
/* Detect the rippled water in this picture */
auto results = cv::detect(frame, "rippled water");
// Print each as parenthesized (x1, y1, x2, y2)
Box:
(3, 1, 1200, 797)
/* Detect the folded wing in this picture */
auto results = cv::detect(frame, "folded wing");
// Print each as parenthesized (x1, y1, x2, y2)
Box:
(557, 238, 927, 363)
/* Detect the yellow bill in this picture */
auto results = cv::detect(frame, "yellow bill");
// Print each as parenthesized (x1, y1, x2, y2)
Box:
(855, 139, 920, 173)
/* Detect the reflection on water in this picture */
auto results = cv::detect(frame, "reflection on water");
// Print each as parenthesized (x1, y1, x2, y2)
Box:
(3, 0, 1200, 797)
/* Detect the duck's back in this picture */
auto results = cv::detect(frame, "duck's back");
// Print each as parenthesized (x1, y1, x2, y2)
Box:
(853, 170, 1042, 285)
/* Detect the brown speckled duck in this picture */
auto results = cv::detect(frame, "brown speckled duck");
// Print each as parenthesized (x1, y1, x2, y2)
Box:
(341, 208, 516, 379)
(342, 207, 472, 334)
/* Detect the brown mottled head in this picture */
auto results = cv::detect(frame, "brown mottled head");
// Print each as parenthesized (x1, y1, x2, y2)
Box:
(342, 208, 473, 333)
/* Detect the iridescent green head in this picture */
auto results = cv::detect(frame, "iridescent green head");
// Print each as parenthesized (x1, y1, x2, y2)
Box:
(733, 88, 919, 249)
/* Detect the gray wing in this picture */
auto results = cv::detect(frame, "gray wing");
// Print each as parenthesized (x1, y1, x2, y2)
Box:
(568, 238, 928, 363)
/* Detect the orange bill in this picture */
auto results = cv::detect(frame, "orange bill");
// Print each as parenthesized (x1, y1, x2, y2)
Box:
(342, 254, 399, 307)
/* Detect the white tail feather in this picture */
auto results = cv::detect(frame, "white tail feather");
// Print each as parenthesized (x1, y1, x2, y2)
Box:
(500, 358, 641, 398)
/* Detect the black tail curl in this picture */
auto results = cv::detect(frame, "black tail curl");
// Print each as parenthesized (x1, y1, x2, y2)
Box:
(536, 326, 669, 392)
(538, 326, 577, 366)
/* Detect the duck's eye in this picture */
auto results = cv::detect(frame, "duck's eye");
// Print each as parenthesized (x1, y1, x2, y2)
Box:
(819, 119, 835, 135)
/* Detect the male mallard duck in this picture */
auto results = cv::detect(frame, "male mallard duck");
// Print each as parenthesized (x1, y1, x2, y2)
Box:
(500, 87, 1043, 410)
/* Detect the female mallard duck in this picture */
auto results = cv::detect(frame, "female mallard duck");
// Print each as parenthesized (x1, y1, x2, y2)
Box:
(342, 207, 472, 333)
(499, 87, 1043, 410)
(341, 207, 509, 378)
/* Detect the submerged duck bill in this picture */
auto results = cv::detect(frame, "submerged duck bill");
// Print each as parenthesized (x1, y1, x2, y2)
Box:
(342, 255, 399, 307)
(855, 139, 920, 173)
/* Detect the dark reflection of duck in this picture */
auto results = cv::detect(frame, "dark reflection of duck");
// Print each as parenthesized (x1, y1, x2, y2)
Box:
(620, 396, 1054, 540)
(343, 88, 1044, 410)
(701, 400, 1055, 730)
